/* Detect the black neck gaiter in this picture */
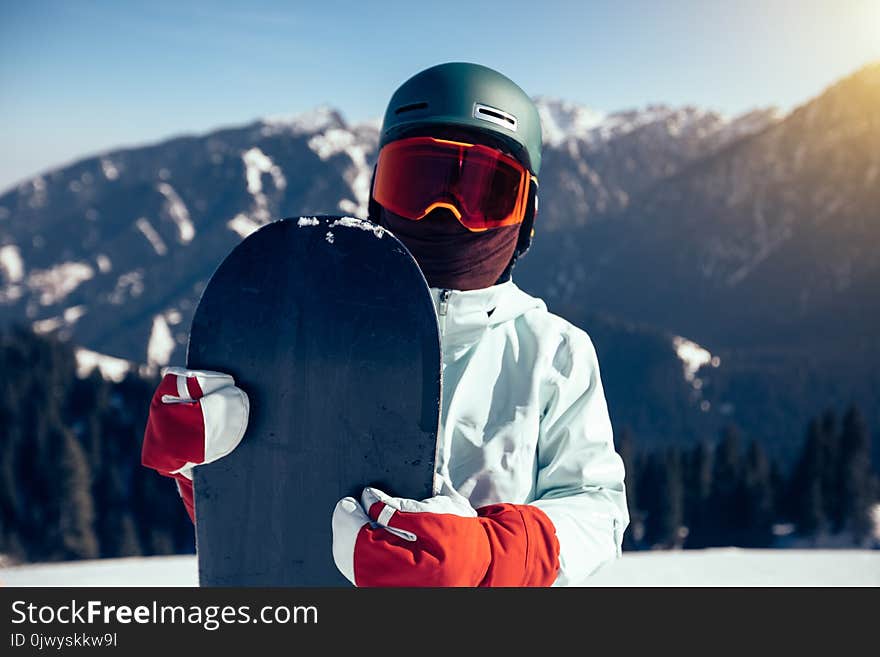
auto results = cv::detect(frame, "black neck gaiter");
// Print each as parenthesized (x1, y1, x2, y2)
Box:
(378, 207, 520, 291)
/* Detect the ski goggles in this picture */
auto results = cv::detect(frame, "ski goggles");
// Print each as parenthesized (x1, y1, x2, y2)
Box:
(372, 136, 534, 232)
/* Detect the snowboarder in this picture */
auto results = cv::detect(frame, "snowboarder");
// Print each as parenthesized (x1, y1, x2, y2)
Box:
(142, 62, 629, 586)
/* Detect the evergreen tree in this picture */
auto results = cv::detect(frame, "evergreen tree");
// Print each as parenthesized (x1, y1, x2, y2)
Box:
(637, 452, 662, 547)
(617, 427, 644, 549)
(793, 418, 828, 539)
(640, 448, 685, 548)
(658, 447, 685, 548)
(683, 440, 713, 548)
(708, 426, 747, 546)
(53, 427, 99, 560)
(743, 440, 775, 547)
(819, 410, 842, 531)
(838, 406, 875, 544)
(0, 326, 193, 563)
(769, 461, 787, 522)
(618, 427, 637, 516)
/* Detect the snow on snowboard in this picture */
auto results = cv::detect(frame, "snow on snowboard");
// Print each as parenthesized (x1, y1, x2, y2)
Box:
(186, 216, 441, 586)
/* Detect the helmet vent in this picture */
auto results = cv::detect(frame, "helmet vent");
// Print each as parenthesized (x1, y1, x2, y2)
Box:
(474, 103, 518, 131)
(394, 102, 428, 115)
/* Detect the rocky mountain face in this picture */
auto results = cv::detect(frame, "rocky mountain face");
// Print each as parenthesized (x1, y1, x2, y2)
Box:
(518, 64, 880, 351)
(518, 64, 880, 459)
(0, 99, 779, 367)
(0, 107, 378, 365)
(534, 98, 780, 231)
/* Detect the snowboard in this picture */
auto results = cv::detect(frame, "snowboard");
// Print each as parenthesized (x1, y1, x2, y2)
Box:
(187, 216, 441, 586)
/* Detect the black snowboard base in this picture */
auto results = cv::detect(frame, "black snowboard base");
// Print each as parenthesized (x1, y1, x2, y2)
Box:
(188, 216, 441, 586)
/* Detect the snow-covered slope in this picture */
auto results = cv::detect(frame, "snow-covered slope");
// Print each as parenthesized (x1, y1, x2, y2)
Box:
(585, 549, 880, 586)
(2, 550, 877, 587)
(1, 555, 198, 587)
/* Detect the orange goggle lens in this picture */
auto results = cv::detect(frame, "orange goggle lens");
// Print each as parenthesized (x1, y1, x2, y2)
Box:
(372, 137, 531, 232)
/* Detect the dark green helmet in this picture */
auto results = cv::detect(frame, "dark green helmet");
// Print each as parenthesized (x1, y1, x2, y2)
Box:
(380, 62, 543, 175)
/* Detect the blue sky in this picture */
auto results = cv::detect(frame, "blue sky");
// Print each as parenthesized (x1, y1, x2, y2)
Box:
(1, 0, 878, 191)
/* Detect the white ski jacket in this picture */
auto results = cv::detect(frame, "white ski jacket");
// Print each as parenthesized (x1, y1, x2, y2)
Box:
(429, 279, 628, 586)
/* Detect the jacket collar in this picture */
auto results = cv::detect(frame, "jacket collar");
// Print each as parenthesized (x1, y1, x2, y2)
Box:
(428, 280, 545, 354)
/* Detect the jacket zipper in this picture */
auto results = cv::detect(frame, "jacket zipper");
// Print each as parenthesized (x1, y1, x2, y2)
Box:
(435, 288, 452, 494)
(438, 289, 451, 339)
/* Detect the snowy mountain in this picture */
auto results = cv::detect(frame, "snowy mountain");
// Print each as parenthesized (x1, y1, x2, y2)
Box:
(0, 97, 777, 368)
(0, 106, 379, 365)
(531, 98, 780, 230)
(515, 64, 880, 456)
(519, 63, 880, 349)
(535, 96, 778, 151)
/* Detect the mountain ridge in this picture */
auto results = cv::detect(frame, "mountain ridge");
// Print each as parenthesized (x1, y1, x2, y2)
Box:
(516, 61, 880, 348)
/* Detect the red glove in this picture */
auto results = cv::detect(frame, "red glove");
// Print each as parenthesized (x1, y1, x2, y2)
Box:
(141, 367, 249, 522)
(331, 484, 560, 587)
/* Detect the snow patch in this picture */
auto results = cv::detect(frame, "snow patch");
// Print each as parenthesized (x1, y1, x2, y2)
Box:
(227, 214, 261, 238)
(242, 147, 286, 195)
(534, 97, 606, 146)
(262, 104, 344, 136)
(63, 305, 87, 324)
(239, 148, 286, 225)
(597, 106, 692, 143)
(329, 216, 385, 238)
(714, 107, 782, 146)
(95, 254, 112, 273)
(32, 316, 63, 334)
(147, 315, 175, 367)
(264, 110, 378, 217)
(156, 183, 194, 243)
(100, 158, 120, 180)
(297, 217, 320, 227)
(325, 231, 335, 244)
(308, 128, 355, 160)
(75, 348, 132, 383)
(0, 285, 22, 304)
(338, 199, 359, 215)
(27, 262, 94, 306)
(108, 271, 143, 304)
(0, 245, 24, 283)
(307, 129, 371, 217)
(135, 217, 168, 256)
(31, 306, 87, 337)
(672, 336, 716, 383)
(24, 176, 47, 208)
